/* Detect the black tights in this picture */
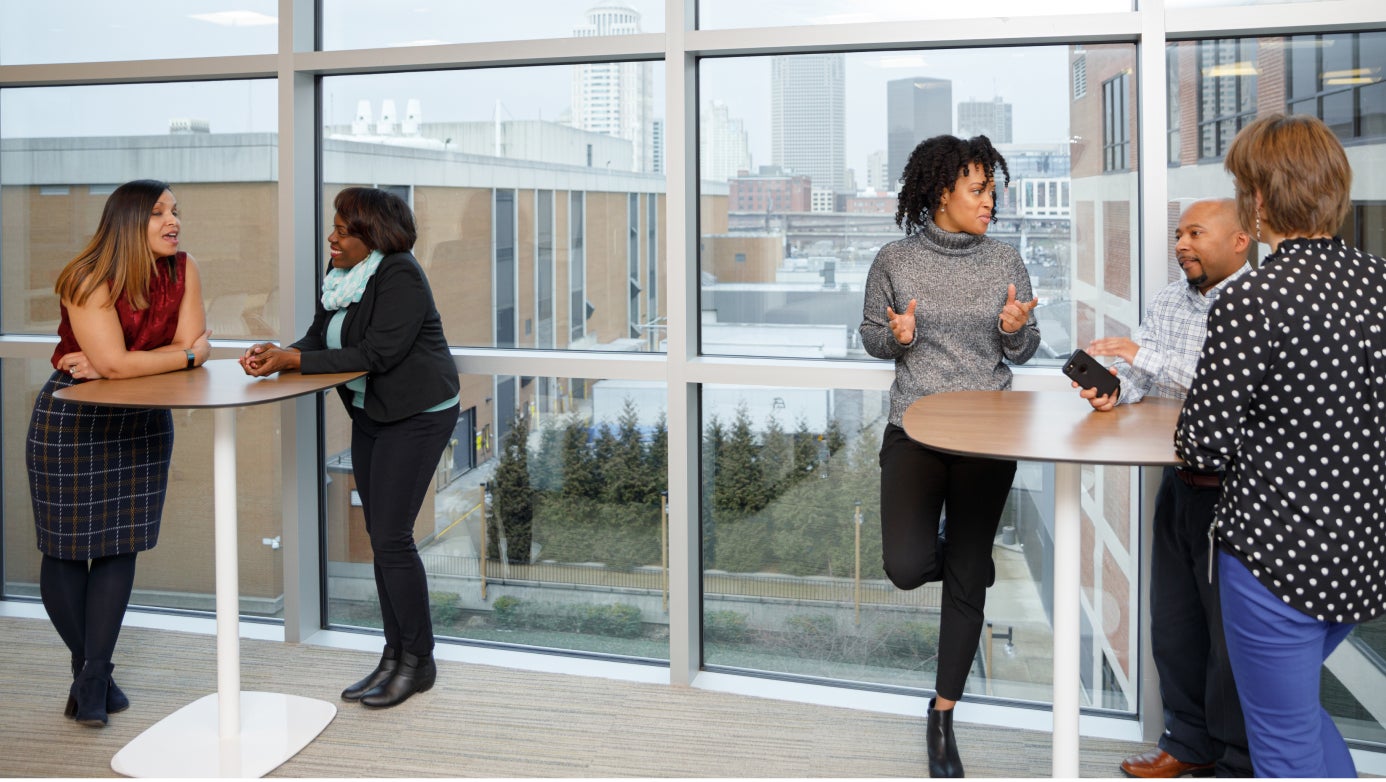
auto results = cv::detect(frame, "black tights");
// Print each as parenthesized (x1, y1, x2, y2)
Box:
(40, 553, 137, 670)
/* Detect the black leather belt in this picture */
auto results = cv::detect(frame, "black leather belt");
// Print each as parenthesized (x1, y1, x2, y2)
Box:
(1174, 468, 1221, 488)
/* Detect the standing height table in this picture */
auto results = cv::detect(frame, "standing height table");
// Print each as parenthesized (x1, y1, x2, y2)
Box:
(902, 389, 1182, 778)
(56, 358, 364, 778)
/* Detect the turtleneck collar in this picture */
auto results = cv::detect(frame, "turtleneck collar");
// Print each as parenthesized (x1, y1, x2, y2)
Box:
(915, 213, 989, 255)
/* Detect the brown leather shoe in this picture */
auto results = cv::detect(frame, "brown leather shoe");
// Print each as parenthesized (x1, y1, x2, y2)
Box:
(1120, 748, 1214, 778)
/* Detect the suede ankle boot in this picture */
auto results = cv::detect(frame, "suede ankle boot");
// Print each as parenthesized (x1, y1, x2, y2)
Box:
(342, 646, 398, 702)
(71, 661, 113, 727)
(361, 650, 435, 709)
(926, 697, 964, 778)
(67, 655, 128, 716)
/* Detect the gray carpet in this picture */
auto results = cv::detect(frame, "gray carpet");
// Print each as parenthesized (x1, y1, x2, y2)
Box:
(0, 615, 1147, 777)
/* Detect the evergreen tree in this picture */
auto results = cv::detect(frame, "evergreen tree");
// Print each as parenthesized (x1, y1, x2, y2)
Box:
(592, 420, 619, 490)
(490, 413, 534, 564)
(529, 419, 565, 493)
(792, 416, 821, 481)
(761, 413, 794, 498)
(604, 398, 648, 505)
(561, 416, 601, 501)
(710, 404, 771, 573)
(713, 403, 767, 515)
(647, 412, 668, 501)
(824, 416, 846, 457)
(702, 416, 725, 563)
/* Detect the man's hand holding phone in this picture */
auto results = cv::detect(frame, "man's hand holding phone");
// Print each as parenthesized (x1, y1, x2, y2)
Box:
(1064, 348, 1121, 411)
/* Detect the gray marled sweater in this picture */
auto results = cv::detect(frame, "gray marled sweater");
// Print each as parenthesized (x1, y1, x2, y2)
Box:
(859, 218, 1041, 427)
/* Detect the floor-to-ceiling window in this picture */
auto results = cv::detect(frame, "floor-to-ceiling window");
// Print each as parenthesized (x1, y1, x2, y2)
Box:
(4, 0, 1386, 758)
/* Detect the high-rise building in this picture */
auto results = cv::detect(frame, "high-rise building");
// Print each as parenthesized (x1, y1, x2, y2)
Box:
(701, 100, 752, 183)
(572, 2, 655, 173)
(887, 77, 952, 191)
(771, 53, 846, 194)
(865, 149, 890, 192)
(958, 96, 1014, 143)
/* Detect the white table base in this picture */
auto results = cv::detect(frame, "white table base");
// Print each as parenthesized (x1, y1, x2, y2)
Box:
(110, 692, 335, 777)
(1052, 461, 1080, 777)
(111, 407, 335, 777)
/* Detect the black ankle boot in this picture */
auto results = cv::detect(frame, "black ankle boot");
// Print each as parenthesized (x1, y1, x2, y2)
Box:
(342, 646, 398, 702)
(926, 697, 964, 778)
(71, 661, 113, 727)
(360, 650, 435, 709)
(67, 656, 128, 716)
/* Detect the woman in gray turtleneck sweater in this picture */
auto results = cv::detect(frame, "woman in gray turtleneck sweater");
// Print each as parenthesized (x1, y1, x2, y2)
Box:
(859, 134, 1040, 778)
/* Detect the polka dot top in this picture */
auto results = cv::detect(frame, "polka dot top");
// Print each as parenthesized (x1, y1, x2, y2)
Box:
(1175, 237, 1386, 623)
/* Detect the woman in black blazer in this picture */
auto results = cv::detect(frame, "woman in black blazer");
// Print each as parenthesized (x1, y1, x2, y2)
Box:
(241, 187, 459, 709)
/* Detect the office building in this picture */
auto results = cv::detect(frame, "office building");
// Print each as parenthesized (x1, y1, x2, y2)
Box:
(771, 53, 846, 194)
(887, 76, 952, 191)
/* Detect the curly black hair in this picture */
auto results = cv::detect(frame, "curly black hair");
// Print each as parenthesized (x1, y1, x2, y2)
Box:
(894, 134, 1010, 235)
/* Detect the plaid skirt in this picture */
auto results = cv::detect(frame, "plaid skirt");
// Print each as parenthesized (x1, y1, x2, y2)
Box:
(27, 371, 173, 560)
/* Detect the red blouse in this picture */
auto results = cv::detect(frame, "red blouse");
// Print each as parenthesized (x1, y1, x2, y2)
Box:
(51, 252, 187, 370)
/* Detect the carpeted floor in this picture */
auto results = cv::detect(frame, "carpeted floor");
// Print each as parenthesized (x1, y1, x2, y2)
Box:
(0, 615, 1148, 778)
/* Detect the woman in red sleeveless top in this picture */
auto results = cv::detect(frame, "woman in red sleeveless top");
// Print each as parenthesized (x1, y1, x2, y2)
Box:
(26, 179, 211, 728)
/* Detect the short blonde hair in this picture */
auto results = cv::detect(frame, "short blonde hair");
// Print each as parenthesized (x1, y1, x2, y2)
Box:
(1224, 113, 1351, 239)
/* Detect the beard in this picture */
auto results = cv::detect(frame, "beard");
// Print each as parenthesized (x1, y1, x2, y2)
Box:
(1185, 271, 1207, 288)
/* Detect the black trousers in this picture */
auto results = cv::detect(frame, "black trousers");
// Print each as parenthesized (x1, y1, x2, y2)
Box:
(1152, 467, 1251, 777)
(349, 404, 459, 658)
(879, 423, 1016, 702)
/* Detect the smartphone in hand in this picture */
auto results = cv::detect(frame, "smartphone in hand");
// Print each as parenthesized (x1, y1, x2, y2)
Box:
(1063, 349, 1120, 398)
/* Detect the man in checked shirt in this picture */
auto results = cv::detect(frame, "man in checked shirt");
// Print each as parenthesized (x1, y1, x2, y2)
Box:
(1073, 198, 1253, 778)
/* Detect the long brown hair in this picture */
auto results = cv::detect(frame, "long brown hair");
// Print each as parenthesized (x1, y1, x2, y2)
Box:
(54, 179, 172, 309)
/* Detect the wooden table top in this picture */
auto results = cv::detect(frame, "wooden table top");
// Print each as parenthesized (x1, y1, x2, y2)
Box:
(54, 359, 365, 410)
(902, 390, 1184, 466)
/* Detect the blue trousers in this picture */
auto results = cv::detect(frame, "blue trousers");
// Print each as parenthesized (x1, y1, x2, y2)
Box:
(1218, 550, 1356, 778)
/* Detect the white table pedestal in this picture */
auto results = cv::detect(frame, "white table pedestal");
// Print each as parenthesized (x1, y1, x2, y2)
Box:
(109, 406, 335, 777)
(110, 692, 336, 777)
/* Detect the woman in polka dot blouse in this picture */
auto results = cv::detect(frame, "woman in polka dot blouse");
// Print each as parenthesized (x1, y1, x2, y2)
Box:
(1174, 113, 1386, 778)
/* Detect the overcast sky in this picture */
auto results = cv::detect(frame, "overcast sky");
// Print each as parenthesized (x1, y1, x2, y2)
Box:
(3, 1, 1094, 180)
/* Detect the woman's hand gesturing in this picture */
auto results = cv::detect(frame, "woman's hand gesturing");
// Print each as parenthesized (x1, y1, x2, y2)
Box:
(999, 284, 1039, 334)
(887, 299, 917, 345)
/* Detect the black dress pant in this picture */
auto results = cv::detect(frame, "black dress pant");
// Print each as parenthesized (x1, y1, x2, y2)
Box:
(1152, 467, 1251, 777)
(349, 404, 459, 658)
(879, 422, 1016, 702)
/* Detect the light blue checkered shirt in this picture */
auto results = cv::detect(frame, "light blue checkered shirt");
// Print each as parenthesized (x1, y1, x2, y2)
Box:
(1117, 263, 1250, 404)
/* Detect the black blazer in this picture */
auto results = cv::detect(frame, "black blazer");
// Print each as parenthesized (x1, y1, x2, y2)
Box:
(292, 251, 458, 423)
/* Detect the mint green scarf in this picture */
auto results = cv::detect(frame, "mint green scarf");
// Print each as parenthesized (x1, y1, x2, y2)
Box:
(320, 250, 384, 311)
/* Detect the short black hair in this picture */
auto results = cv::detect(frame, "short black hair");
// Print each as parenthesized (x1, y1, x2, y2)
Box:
(333, 187, 417, 254)
(894, 134, 1010, 235)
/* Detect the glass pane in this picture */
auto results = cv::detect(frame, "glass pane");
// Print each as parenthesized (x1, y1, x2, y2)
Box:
(0, 1, 276, 65)
(697, 385, 1122, 706)
(2, 358, 284, 618)
(324, 373, 670, 661)
(1169, 33, 1386, 748)
(323, 64, 665, 352)
(699, 45, 1136, 363)
(1167, 0, 1330, 5)
(1289, 35, 1320, 98)
(0, 82, 280, 340)
(322, 0, 664, 50)
(698, 0, 1128, 29)
(1323, 90, 1354, 140)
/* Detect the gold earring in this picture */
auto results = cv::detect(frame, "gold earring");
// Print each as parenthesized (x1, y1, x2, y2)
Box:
(1255, 212, 1261, 242)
